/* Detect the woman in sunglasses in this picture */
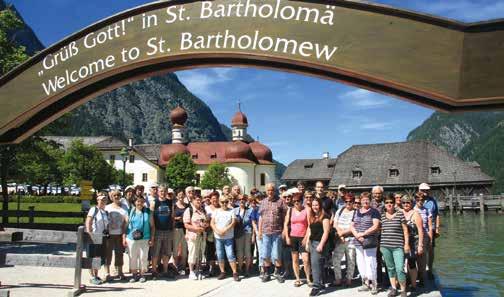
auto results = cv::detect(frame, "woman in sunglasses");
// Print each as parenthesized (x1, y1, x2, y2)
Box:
(284, 190, 311, 287)
(233, 194, 254, 277)
(211, 195, 240, 281)
(351, 192, 380, 294)
(411, 192, 433, 288)
(380, 196, 410, 297)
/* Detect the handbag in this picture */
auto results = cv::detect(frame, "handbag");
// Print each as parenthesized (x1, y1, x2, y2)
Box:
(130, 209, 145, 240)
(362, 234, 378, 249)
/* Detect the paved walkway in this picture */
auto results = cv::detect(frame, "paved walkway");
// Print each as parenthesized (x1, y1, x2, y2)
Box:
(0, 243, 442, 297)
(0, 265, 442, 297)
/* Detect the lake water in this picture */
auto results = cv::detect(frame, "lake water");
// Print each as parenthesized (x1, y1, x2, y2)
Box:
(436, 213, 504, 297)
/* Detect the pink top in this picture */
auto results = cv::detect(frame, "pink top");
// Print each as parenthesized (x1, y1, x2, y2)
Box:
(290, 208, 308, 237)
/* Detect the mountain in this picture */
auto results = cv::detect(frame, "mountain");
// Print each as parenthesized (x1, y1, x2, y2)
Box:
(44, 73, 228, 145)
(1, 0, 44, 55)
(407, 111, 504, 194)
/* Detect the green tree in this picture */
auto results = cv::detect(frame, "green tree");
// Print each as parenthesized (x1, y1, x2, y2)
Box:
(200, 162, 232, 190)
(116, 170, 134, 187)
(59, 139, 117, 190)
(165, 153, 197, 191)
(14, 138, 64, 188)
(0, 6, 30, 223)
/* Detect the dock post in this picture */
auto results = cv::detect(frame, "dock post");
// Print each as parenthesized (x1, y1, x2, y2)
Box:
(479, 194, 485, 214)
(28, 206, 35, 224)
(68, 226, 85, 297)
(457, 194, 462, 214)
(449, 195, 453, 215)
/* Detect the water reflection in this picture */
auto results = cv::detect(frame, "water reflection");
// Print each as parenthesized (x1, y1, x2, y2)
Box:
(436, 213, 504, 297)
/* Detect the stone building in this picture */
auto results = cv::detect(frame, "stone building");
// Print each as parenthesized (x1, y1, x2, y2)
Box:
(282, 141, 494, 200)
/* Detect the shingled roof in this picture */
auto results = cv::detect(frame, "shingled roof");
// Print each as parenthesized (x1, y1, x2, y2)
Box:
(282, 158, 337, 181)
(133, 144, 160, 162)
(327, 141, 494, 189)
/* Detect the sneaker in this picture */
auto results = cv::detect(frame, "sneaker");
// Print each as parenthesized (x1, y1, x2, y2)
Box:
(261, 273, 271, 282)
(371, 286, 379, 295)
(217, 272, 226, 280)
(358, 284, 370, 292)
(275, 272, 285, 283)
(309, 288, 324, 296)
(103, 274, 112, 283)
(387, 287, 398, 297)
(129, 275, 138, 283)
(233, 273, 240, 282)
(139, 276, 147, 283)
(90, 277, 102, 285)
(189, 272, 198, 280)
(178, 270, 186, 276)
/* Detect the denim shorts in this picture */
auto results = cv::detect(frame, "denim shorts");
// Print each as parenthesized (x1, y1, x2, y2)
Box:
(261, 233, 282, 262)
(215, 238, 236, 262)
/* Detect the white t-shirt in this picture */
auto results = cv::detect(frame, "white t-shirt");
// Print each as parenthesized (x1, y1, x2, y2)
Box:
(105, 204, 128, 235)
(87, 207, 109, 234)
(213, 208, 235, 240)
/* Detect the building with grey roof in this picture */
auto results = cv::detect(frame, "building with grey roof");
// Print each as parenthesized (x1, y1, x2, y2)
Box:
(282, 141, 494, 200)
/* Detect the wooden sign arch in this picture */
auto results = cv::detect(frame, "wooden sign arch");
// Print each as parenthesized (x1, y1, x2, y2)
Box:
(1, 0, 504, 143)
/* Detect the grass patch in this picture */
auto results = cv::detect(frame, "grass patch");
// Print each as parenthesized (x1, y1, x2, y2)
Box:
(7, 202, 84, 224)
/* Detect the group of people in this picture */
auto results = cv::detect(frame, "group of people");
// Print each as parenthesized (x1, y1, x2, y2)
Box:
(85, 180, 440, 297)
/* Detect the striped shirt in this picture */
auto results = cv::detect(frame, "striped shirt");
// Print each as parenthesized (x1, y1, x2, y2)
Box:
(380, 211, 406, 248)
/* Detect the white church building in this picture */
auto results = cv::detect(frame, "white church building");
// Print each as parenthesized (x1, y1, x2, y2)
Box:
(44, 107, 276, 193)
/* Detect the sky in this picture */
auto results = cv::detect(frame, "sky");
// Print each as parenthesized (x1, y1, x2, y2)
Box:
(8, 0, 504, 164)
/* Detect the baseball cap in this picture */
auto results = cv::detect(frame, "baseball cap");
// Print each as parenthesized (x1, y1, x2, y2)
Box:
(167, 188, 174, 194)
(278, 184, 287, 190)
(419, 183, 430, 190)
(148, 182, 159, 188)
(124, 185, 135, 192)
(338, 184, 347, 190)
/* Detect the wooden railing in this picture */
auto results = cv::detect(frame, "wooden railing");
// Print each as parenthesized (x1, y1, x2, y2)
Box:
(442, 194, 504, 213)
(0, 226, 102, 296)
(0, 206, 85, 231)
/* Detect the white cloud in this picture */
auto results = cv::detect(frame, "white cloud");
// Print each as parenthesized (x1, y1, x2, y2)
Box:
(176, 68, 235, 101)
(340, 89, 390, 109)
(360, 121, 393, 130)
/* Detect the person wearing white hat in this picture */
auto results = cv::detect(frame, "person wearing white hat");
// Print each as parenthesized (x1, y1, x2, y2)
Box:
(418, 183, 439, 280)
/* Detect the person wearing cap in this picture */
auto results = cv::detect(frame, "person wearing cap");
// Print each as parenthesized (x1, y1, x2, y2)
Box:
(278, 184, 288, 197)
(222, 185, 231, 196)
(418, 182, 439, 280)
(124, 194, 154, 283)
(334, 185, 347, 214)
(183, 195, 208, 280)
(233, 194, 255, 277)
(258, 183, 288, 283)
(281, 189, 294, 279)
(85, 192, 109, 285)
(121, 186, 135, 210)
(284, 188, 311, 287)
(185, 186, 195, 204)
(150, 185, 175, 279)
(231, 185, 242, 207)
(104, 190, 128, 282)
(211, 194, 240, 281)
(332, 192, 357, 287)
(146, 183, 159, 208)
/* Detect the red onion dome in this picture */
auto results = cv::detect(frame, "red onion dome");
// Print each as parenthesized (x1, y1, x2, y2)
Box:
(170, 106, 188, 126)
(231, 111, 248, 127)
(225, 141, 256, 163)
(159, 143, 189, 166)
(250, 141, 273, 162)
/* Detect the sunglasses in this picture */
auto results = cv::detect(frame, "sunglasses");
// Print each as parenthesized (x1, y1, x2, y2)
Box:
(345, 200, 353, 204)
(402, 201, 412, 204)
(220, 200, 229, 204)
(354, 202, 361, 205)
(385, 201, 394, 205)
(293, 199, 301, 203)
